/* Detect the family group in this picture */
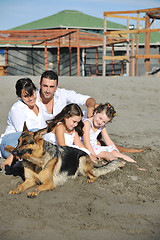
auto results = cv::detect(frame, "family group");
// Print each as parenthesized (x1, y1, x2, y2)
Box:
(0, 70, 143, 172)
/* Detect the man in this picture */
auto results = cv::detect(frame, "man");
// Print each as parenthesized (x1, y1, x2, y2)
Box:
(36, 70, 96, 122)
(37, 70, 144, 154)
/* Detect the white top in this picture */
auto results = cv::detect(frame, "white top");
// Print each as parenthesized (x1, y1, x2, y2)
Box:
(83, 119, 102, 148)
(83, 119, 118, 155)
(43, 131, 75, 147)
(0, 99, 47, 143)
(43, 131, 90, 155)
(36, 88, 90, 122)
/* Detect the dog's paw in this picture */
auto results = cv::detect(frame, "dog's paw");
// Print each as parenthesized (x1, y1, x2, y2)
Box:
(27, 191, 38, 198)
(87, 177, 96, 183)
(9, 189, 21, 194)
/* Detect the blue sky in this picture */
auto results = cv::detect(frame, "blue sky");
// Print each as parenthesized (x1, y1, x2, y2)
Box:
(0, 0, 160, 30)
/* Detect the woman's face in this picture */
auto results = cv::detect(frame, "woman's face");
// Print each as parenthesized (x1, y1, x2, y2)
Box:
(64, 115, 82, 131)
(21, 89, 37, 108)
(93, 110, 111, 128)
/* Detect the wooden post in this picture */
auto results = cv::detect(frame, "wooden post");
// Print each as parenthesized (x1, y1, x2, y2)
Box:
(120, 61, 123, 76)
(57, 38, 60, 76)
(112, 44, 115, 75)
(44, 40, 48, 70)
(130, 39, 133, 76)
(145, 14, 150, 73)
(132, 33, 135, 76)
(135, 12, 140, 76)
(103, 15, 107, 76)
(77, 30, 80, 76)
(82, 48, 85, 76)
(89, 66, 91, 76)
(126, 16, 130, 76)
(96, 47, 99, 75)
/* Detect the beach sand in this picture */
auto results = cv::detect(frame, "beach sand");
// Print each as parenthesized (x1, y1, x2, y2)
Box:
(0, 75, 159, 240)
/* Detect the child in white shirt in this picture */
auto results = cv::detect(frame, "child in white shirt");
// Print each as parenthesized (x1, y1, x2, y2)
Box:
(82, 102, 136, 164)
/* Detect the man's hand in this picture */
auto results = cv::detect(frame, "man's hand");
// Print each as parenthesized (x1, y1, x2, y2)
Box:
(85, 98, 96, 118)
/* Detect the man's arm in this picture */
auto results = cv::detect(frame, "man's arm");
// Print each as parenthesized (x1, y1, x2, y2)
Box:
(85, 98, 96, 118)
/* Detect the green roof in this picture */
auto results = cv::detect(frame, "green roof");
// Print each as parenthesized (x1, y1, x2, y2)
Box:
(130, 31, 160, 44)
(10, 10, 160, 44)
(11, 10, 126, 31)
(140, 32, 160, 44)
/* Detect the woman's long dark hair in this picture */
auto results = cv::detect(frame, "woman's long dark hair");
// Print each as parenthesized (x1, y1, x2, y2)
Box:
(47, 103, 84, 136)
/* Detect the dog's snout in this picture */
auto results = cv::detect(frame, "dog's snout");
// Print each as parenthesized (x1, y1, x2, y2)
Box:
(11, 146, 33, 158)
(12, 148, 22, 157)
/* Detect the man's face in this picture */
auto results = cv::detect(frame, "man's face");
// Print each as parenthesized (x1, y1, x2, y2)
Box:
(40, 77, 58, 100)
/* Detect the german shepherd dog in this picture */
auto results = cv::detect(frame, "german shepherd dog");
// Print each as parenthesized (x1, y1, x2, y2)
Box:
(4, 122, 125, 198)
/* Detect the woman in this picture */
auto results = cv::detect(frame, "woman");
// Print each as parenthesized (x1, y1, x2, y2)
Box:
(0, 78, 47, 168)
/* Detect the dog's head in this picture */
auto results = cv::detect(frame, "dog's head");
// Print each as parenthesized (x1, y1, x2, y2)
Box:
(5, 122, 48, 161)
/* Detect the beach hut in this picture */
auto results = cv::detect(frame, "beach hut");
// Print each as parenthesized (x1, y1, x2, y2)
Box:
(0, 9, 159, 76)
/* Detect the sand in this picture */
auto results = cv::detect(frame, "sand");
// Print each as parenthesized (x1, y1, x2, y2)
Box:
(0, 75, 160, 240)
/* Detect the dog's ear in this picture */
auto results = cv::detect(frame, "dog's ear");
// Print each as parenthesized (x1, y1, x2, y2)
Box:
(35, 127, 48, 136)
(23, 122, 29, 132)
(33, 127, 48, 143)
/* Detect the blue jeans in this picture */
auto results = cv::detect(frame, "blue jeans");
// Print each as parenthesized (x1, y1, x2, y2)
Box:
(0, 129, 38, 159)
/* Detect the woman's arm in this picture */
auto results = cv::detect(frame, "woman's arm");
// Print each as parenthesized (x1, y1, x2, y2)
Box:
(55, 123, 66, 146)
(8, 103, 26, 132)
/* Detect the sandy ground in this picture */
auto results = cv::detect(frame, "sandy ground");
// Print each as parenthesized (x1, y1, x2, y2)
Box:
(0, 75, 160, 240)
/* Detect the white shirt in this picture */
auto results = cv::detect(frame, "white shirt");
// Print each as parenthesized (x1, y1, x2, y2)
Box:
(36, 88, 90, 122)
(0, 99, 47, 143)
(43, 131, 90, 155)
(43, 131, 75, 147)
(83, 119, 102, 148)
(83, 119, 117, 155)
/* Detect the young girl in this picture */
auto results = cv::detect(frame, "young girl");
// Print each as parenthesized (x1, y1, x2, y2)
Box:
(82, 102, 137, 164)
(1, 78, 46, 168)
(43, 103, 90, 155)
